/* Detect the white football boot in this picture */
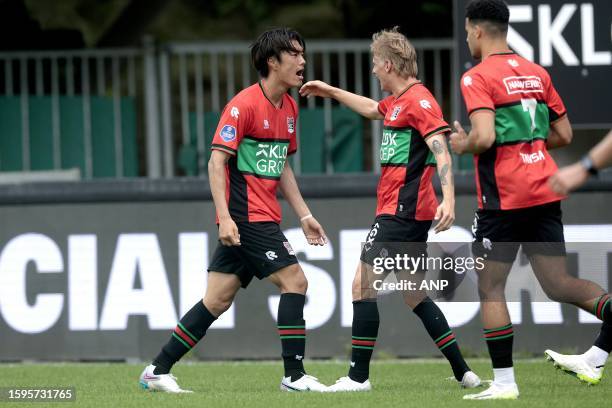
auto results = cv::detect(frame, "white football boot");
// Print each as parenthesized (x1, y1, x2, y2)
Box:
(139, 364, 193, 393)
(280, 374, 327, 392)
(326, 376, 372, 392)
(545, 349, 604, 385)
(460, 371, 483, 388)
(463, 382, 519, 400)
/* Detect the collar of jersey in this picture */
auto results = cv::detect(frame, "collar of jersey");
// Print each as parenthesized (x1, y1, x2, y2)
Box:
(489, 51, 516, 57)
(259, 81, 283, 109)
(395, 80, 422, 100)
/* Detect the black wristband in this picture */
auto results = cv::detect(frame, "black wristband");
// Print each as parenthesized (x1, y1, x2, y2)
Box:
(580, 155, 599, 176)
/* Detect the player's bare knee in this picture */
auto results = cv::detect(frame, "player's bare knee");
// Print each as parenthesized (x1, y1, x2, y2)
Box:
(541, 275, 573, 302)
(352, 272, 364, 301)
(542, 284, 568, 303)
(402, 291, 427, 309)
(275, 265, 308, 294)
(478, 276, 506, 293)
(203, 294, 234, 316)
(477, 283, 505, 301)
(291, 272, 308, 294)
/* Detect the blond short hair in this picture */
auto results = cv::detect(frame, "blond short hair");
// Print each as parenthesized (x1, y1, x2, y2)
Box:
(370, 27, 418, 78)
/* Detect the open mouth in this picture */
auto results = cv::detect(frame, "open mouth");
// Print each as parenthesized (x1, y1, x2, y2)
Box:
(296, 69, 304, 80)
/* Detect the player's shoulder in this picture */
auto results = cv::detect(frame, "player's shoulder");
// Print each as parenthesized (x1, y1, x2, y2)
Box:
(520, 56, 551, 79)
(403, 83, 442, 111)
(396, 82, 429, 102)
(230, 83, 260, 105)
(228, 84, 261, 108)
(379, 94, 394, 104)
(462, 61, 484, 77)
(461, 62, 488, 85)
(222, 84, 261, 118)
(411, 82, 436, 98)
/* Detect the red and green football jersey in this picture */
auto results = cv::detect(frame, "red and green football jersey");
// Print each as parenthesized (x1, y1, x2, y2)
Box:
(211, 83, 298, 223)
(376, 82, 450, 221)
(461, 52, 567, 210)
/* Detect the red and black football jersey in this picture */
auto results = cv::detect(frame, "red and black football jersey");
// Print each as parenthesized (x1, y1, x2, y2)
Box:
(376, 81, 450, 221)
(461, 52, 567, 210)
(211, 83, 298, 223)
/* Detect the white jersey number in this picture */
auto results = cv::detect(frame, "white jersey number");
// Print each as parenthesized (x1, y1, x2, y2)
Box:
(521, 98, 537, 134)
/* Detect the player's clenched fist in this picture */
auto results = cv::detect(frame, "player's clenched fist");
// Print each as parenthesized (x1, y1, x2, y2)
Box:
(449, 121, 468, 155)
(548, 163, 588, 195)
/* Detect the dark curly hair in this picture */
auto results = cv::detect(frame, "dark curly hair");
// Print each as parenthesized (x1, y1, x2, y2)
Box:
(465, 0, 509, 35)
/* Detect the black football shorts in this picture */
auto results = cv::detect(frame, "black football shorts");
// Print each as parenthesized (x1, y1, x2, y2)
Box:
(208, 222, 299, 288)
(471, 200, 566, 263)
(359, 215, 431, 271)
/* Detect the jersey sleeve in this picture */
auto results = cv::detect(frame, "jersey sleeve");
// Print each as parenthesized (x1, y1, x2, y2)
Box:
(377, 95, 393, 116)
(543, 72, 567, 123)
(288, 131, 298, 156)
(288, 97, 298, 156)
(410, 96, 451, 139)
(211, 101, 250, 155)
(461, 71, 495, 116)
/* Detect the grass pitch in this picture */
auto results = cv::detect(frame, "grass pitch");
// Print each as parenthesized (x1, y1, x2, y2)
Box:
(0, 359, 610, 407)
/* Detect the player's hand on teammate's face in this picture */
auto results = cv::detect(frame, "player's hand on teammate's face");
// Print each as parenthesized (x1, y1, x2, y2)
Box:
(433, 199, 455, 233)
(301, 217, 328, 245)
(449, 121, 468, 155)
(299, 80, 333, 98)
(548, 162, 588, 195)
(218, 218, 241, 246)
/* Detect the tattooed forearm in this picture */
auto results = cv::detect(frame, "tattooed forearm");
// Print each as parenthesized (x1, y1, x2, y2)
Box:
(439, 163, 452, 186)
(432, 140, 445, 155)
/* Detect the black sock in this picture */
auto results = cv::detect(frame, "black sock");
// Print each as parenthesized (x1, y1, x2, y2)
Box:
(413, 297, 470, 381)
(595, 322, 612, 353)
(484, 324, 514, 368)
(593, 294, 612, 353)
(348, 300, 379, 383)
(594, 294, 611, 322)
(277, 293, 306, 381)
(152, 301, 217, 374)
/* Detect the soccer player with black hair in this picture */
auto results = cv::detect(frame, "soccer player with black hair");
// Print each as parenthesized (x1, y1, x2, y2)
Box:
(300, 27, 481, 392)
(451, 0, 612, 399)
(139, 28, 328, 393)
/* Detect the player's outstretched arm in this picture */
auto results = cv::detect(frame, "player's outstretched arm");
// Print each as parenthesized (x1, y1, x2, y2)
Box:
(279, 161, 327, 246)
(449, 111, 495, 155)
(546, 116, 573, 150)
(549, 129, 612, 194)
(208, 150, 241, 246)
(426, 133, 455, 233)
(299, 80, 383, 120)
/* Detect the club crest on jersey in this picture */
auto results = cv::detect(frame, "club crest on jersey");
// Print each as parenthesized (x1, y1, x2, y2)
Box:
(263, 119, 270, 129)
(287, 117, 295, 134)
(220, 125, 237, 142)
(390, 106, 401, 121)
